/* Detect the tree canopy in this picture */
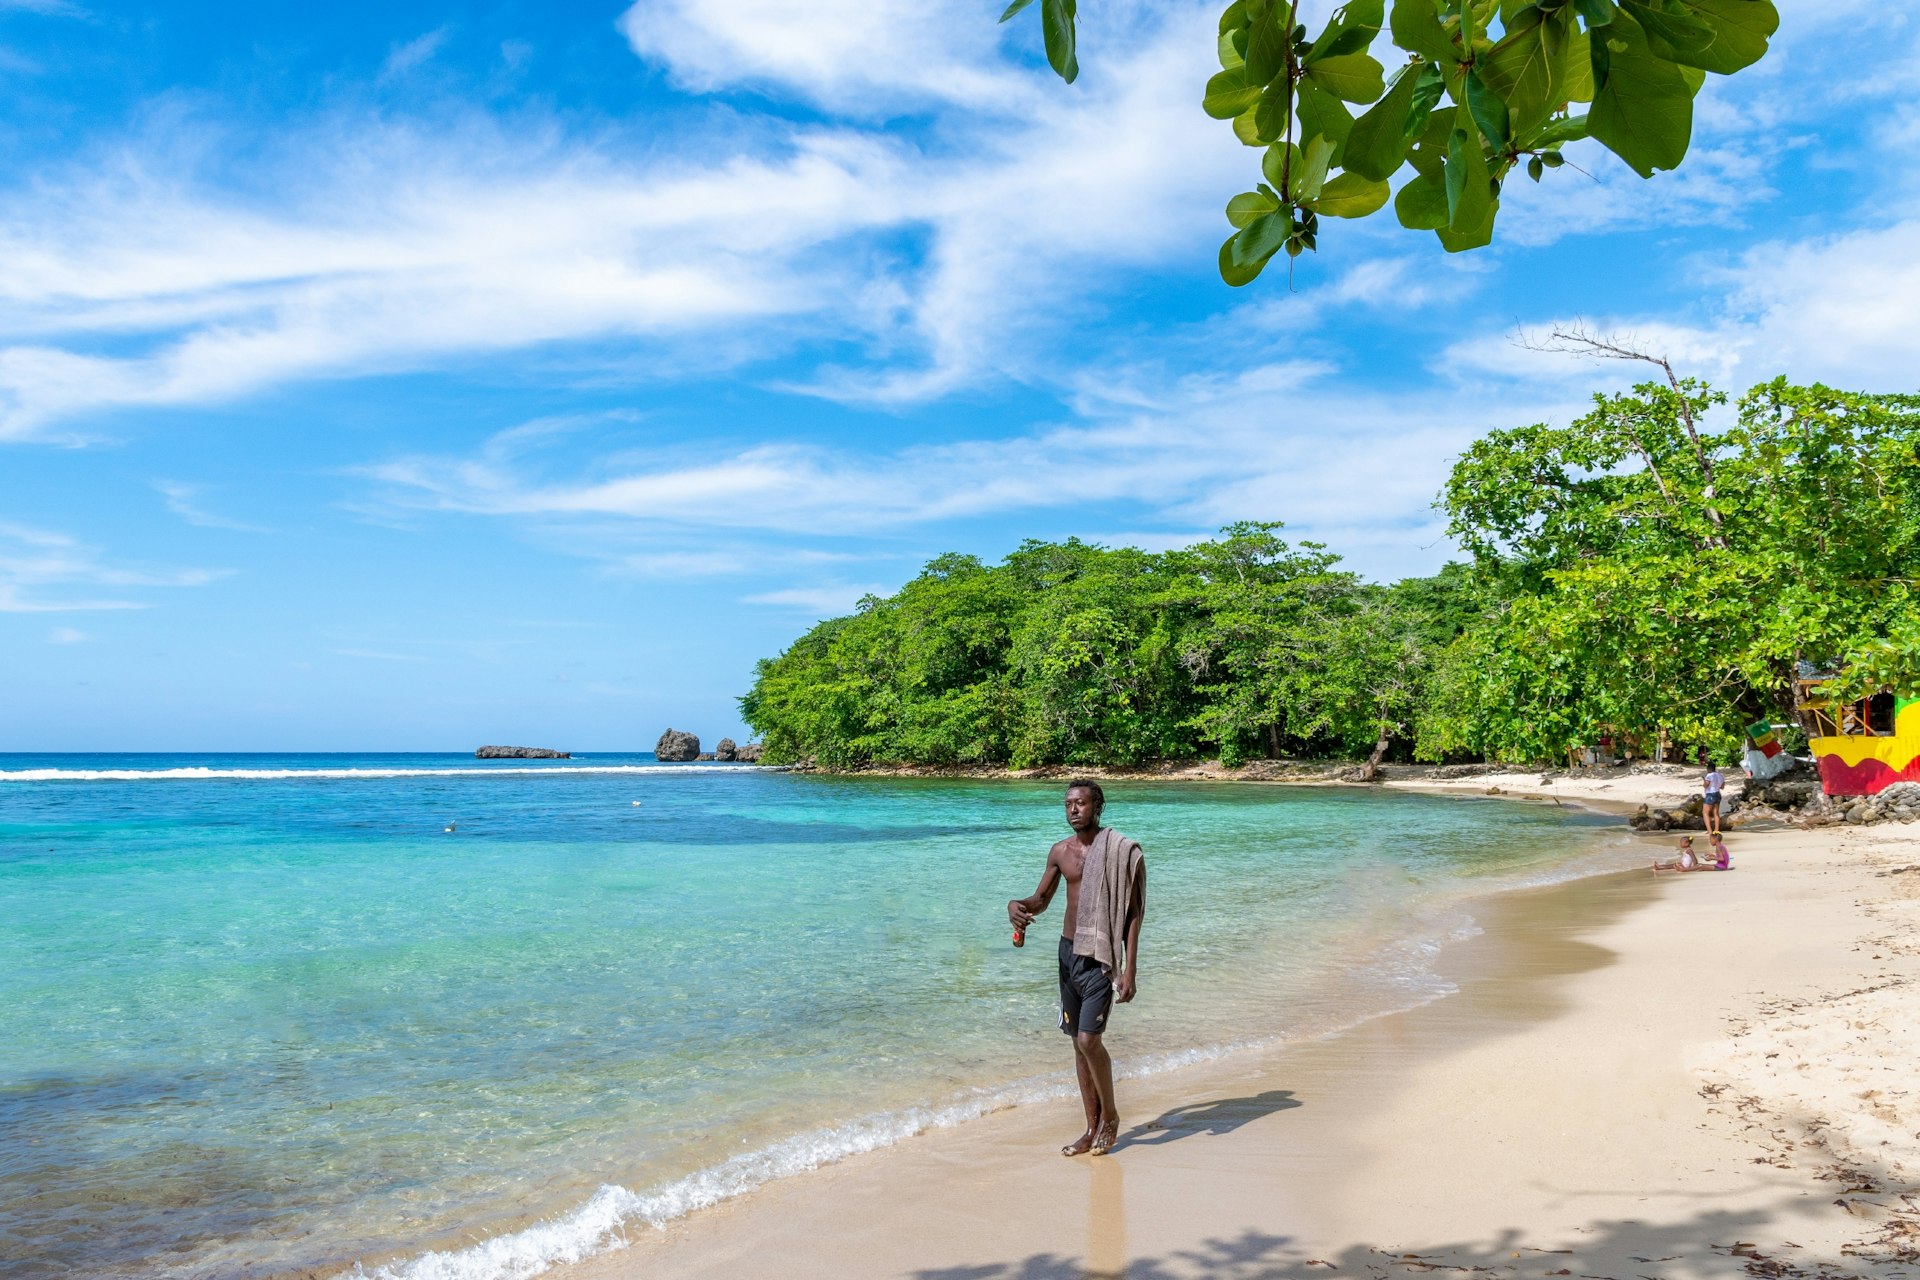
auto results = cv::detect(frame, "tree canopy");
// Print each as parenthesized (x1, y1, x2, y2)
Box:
(998, 0, 1780, 281)
(742, 374, 1920, 769)
(741, 523, 1445, 768)
(1435, 372, 1920, 758)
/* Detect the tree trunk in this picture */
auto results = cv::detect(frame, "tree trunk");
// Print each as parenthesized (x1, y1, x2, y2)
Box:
(1355, 734, 1390, 783)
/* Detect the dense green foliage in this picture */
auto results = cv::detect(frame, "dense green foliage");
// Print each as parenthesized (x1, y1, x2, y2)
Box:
(998, 0, 1779, 279)
(743, 377, 1920, 768)
(741, 525, 1444, 767)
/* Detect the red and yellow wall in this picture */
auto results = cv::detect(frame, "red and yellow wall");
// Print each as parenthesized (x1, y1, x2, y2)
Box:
(1811, 696, 1920, 795)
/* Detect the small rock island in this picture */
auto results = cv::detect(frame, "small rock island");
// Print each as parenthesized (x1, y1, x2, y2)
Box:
(474, 746, 571, 759)
(654, 728, 700, 762)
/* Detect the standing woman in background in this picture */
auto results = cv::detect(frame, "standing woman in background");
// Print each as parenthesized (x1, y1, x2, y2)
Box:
(1701, 762, 1726, 837)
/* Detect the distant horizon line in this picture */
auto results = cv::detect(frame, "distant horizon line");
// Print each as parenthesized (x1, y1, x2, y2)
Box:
(0, 747, 756, 755)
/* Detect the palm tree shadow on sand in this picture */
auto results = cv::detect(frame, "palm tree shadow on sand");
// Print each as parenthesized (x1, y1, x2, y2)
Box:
(1115, 1090, 1303, 1150)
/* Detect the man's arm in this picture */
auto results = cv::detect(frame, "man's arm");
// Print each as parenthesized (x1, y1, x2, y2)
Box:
(1115, 858, 1145, 1003)
(1008, 849, 1062, 929)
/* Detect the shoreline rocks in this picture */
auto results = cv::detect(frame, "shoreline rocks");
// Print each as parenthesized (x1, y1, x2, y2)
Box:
(1628, 798, 1707, 832)
(475, 745, 570, 759)
(1815, 781, 1920, 827)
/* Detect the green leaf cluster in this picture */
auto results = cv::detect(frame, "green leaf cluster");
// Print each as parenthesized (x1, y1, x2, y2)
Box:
(1002, 0, 1779, 279)
(1208, 0, 1777, 278)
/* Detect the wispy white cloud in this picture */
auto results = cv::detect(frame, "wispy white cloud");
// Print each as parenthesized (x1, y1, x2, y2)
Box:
(1444, 218, 1920, 400)
(741, 583, 890, 616)
(0, 122, 905, 438)
(155, 480, 272, 532)
(0, 0, 88, 17)
(47, 625, 88, 643)
(0, 522, 227, 611)
(619, 0, 1037, 114)
(359, 357, 1573, 579)
(0, 4, 1248, 432)
(382, 27, 448, 79)
(1713, 220, 1920, 391)
(601, 545, 864, 579)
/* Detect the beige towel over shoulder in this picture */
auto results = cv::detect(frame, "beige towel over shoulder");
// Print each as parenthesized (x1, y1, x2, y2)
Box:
(1072, 827, 1143, 975)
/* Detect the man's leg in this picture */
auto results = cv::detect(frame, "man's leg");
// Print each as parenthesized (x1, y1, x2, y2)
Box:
(1073, 1039, 1102, 1129)
(1074, 1031, 1119, 1151)
(1061, 946, 1100, 1157)
(1061, 1038, 1101, 1156)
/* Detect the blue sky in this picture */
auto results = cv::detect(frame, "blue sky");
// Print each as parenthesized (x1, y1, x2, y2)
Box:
(0, 0, 1913, 751)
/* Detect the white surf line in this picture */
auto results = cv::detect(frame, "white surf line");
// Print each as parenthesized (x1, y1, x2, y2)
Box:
(0, 765, 779, 782)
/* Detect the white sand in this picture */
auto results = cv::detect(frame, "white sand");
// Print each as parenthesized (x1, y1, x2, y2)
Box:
(1386, 766, 1710, 812)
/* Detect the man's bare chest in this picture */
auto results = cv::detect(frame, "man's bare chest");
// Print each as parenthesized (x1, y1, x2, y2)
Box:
(1054, 840, 1090, 884)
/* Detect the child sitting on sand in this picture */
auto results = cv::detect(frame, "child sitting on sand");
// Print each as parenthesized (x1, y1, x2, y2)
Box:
(1652, 836, 1701, 873)
(1708, 833, 1731, 870)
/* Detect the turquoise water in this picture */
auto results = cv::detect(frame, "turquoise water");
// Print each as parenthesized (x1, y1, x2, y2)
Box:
(0, 755, 1628, 1280)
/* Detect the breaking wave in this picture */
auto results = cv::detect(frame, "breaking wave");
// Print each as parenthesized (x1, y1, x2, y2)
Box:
(0, 765, 765, 783)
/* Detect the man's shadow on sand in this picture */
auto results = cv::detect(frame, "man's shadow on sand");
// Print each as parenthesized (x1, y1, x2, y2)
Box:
(1117, 1089, 1302, 1150)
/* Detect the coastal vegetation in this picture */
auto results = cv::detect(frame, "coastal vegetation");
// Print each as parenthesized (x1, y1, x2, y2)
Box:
(741, 374, 1920, 769)
(998, 0, 1780, 279)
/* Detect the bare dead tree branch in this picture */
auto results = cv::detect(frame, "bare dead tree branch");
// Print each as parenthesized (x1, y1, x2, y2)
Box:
(1517, 321, 1730, 550)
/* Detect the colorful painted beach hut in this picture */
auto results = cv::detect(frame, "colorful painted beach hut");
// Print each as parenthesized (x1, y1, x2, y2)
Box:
(1795, 668, 1920, 796)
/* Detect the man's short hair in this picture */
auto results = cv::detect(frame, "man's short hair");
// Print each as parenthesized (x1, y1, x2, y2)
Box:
(1065, 779, 1105, 806)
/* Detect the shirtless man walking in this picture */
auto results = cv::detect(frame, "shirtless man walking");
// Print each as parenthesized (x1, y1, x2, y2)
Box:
(1007, 780, 1146, 1157)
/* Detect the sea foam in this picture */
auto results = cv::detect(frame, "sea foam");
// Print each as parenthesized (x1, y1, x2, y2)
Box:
(345, 1077, 1077, 1280)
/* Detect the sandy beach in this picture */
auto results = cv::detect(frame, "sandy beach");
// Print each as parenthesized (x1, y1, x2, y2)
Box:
(550, 782, 1920, 1280)
(805, 760, 1740, 818)
(1385, 766, 1744, 820)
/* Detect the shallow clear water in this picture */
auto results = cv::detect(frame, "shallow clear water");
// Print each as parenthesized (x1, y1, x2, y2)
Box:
(0, 754, 1630, 1280)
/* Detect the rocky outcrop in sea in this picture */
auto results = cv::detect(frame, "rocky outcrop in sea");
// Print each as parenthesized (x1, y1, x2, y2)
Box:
(655, 729, 700, 762)
(475, 746, 570, 759)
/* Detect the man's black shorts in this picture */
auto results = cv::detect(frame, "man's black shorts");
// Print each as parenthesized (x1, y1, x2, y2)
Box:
(1058, 936, 1113, 1037)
